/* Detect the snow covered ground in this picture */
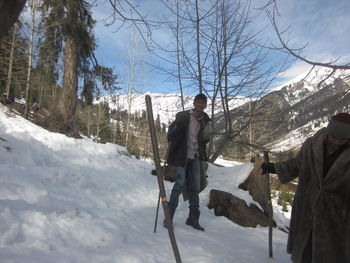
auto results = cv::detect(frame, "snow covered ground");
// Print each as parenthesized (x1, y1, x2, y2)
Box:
(0, 104, 291, 263)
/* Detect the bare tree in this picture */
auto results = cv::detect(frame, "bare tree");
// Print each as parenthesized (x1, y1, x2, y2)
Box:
(157, 0, 283, 162)
(103, 0, 154, 50)
(267, 12, 350, 70)
(1, 22, 29, 103)
(24, 0, 39, 118)
(121, 27, 147, 147)
(5, 25, 18, 100)
(175, 0, 185, 111)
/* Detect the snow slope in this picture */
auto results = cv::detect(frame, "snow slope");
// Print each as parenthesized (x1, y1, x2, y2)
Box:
(0, 104, 291, 263)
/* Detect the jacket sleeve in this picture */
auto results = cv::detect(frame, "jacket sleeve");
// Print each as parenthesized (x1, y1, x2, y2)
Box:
(275, 145, 304, 184)
(167, 114, 186, 142)
(202, 120, 212, 144)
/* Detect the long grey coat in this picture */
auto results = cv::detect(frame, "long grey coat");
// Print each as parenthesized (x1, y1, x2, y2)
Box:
(275, 128, 350, 263)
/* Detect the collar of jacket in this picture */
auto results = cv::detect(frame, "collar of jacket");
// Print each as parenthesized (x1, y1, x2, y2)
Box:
(313, 128, 350, 182)
(189, 109, 211, 122)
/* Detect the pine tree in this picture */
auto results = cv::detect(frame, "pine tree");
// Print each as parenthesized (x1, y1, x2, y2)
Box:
(39, 0, 95, 133)
(0, 23, 28, 101)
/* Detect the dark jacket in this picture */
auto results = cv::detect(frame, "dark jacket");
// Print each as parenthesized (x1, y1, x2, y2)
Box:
(167, 110, 211, 167)
(275, 128, 350, 263)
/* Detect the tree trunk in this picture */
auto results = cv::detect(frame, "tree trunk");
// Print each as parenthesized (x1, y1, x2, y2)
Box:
(96, 103, 102, 142)
(175, 0, 185, 111)
(87, 106, 91, 137)
(209, 132, 231, 163)
(125, 88, 133, 147)
(24, 0, 37, 119)
(5, 25, 17, 100)
(195, 0, 203, 93)
(59, 35, 78, 132)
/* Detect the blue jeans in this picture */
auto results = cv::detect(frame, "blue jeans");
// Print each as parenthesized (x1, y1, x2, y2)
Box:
(168, 155, 201, 212)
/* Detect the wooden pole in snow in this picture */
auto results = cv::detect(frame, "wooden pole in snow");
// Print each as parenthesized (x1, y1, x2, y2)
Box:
(263, 151, 273, 258)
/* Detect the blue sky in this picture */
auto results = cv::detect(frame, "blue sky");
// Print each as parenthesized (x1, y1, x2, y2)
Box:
(92, 0, 350, 95)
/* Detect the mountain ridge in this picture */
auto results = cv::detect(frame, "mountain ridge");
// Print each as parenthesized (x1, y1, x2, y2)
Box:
(96, 67, 350, 154)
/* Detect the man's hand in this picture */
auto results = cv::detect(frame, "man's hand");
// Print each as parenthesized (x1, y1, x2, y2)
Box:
(261, 162, 276, 174)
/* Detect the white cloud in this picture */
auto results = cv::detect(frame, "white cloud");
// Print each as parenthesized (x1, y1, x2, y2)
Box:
(278, 61, 312, 80)
(271, 0, 350, 63)
(93, 0, 350, 93)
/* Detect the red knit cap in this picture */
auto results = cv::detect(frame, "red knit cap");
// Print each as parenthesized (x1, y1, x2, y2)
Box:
(327, 112, 350, 139)
(332, 112, 350, 123)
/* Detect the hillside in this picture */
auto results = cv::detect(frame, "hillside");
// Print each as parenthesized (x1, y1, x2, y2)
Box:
(216, 68, 350, 157)
(265, 68, 350, 150)
(3, 67, 347, 262)
(96, 68, 350, 157)
(0, 103, 291, 262)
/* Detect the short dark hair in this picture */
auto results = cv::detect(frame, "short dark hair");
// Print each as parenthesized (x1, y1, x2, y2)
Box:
(194, 93, 207, 101)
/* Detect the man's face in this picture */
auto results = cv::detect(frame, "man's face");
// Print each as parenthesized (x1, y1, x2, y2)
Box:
(193, 99, 207, 112)
(327, 134, 349, 147)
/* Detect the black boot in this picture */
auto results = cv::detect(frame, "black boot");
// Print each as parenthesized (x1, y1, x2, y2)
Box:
(186, 209, 205, 231)
(163, 205, 176, 229)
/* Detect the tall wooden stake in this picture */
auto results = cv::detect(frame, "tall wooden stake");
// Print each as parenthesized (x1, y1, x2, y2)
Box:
(263, 151, 273, 258)
(154, 142, 171, 233)
(146, 95, 182, 263)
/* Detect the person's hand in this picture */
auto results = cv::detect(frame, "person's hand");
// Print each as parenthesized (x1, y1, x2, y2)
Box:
(261, 162, 276, 174)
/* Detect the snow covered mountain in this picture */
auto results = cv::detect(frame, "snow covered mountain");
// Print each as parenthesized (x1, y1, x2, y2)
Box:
(261, 67, 350, 152)
(221, 67, 350, 154)
(96, 67, 350, 154)
(95, 92, 250, 125)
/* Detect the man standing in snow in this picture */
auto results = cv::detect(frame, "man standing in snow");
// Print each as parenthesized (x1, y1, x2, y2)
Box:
(165, 93, 211, 231)
(262, 112, 350, 263)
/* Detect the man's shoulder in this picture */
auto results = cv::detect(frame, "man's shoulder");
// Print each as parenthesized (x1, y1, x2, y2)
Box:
(175, 110, 190, 118)
(175, 110, 210, 121)
(311, 128, 327, 140)
(302, 128, 326, 148)
(200, 112, 211, 122)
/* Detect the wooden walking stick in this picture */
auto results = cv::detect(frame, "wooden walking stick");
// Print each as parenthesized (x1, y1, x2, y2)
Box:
(263, 150, 274, 258)
(146, 95, 182, 263)
(154, 192, 161, 233)
(153, 143, 171, 233)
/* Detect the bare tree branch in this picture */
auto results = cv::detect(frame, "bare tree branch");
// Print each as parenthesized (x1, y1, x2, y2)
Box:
(317, 68, 336, 87)
(267, 10, 350, 70)
(105, 0, 153, 50)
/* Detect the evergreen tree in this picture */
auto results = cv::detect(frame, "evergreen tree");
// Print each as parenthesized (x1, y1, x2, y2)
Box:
(40, 0, 95, 133)
(36, 0, 63, 109)
(155, 114, 161, 133)
(0, 23, 28, 101)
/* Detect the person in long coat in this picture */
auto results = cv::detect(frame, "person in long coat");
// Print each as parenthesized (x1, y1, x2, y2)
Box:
(166, 93, 211, 231)
(262, 112, 350, 263)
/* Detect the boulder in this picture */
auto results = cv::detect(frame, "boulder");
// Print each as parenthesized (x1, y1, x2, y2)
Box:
(208, 189, 269, 227)
(208, 156, 275, 228)
(239, 155, 271, 213)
